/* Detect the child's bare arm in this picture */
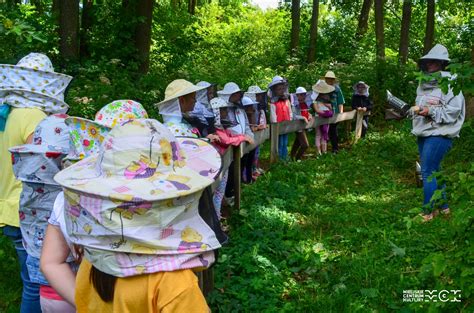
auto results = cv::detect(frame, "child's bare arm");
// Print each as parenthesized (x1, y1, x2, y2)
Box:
(40, 224, 77, 306)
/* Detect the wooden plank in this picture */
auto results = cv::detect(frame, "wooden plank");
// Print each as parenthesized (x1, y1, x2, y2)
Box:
(353, 110, 364, 144)
(233, 144, 242, 210)
(270, 123, 279, 163)
(242, 127, 270, 154)
(278, 110, 358, 135)
(211, 147, 234, 192)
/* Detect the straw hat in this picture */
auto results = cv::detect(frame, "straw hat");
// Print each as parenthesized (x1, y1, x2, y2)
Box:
(9, 114, 70, 185)
(0, 53, 72, 113)
(156, 79, 206, 106)
(312, 80, 335, 94)
(295, 87, 307, 94)
(324, 71, 336, 79)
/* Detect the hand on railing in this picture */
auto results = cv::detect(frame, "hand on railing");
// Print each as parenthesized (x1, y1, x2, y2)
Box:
(207, 133, 221, 143)
(245, 135, 255, 145)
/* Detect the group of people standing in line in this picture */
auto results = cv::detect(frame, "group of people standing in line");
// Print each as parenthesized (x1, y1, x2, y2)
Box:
(0, 43, 465, 312)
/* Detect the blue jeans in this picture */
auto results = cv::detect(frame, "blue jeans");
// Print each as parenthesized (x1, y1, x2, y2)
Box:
(417, 136, 453, 213)
(2, 225, 42, 313)
(278, 134, 289, 160)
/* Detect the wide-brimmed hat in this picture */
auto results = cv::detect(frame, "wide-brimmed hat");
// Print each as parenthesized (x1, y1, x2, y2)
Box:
(196, 81, 216, 106)
(156, 80, 205, 106)
(324, 71, 336, 79)
(210, 97, 230, 109)
(353, 81, 370, 96)
(0, 53, 73, 113)
(420, 44, 450, 62)
(418, 44, 450, 70)
(246, 85, 266, 95)
(241, 96, 258, 107)
(65, 100, 148, 162)
(55, 119, 222, 201)
(55, 120, 222, 272)
(312, 80, 335, 94)
(217, 82, 242, 96)
(295, 87, 307, 94)
(267, 76, 286, 88)
(209, 97, 235, 128)
(9, 114, 70, 184)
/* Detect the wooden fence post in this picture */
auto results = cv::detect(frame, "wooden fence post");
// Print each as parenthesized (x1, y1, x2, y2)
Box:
(233, 144, 241, 210)
(270, 123, 279, 163)
(354, 110, 364, 144)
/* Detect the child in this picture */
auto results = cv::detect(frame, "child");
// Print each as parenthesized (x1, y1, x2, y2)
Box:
(9, 114, 75, 313)
(241, 96, 260, 183)
(54, 119, 221, 312)
(187, 81, 218, 138)
(290, 87, 312, 160)
(324, 71, 345, 153)
(312, 80, 335, 155)
(218, 82, 255, 203)
(209, 97, 252, 216)
(159, 80, 227, 245)
(351, 81, 372, 138)
(156, 79, 219, 143)
(40, 100, 149, 309)
(268, 76, 292, 160)
(1, 52, 72, 313)
(244, 85, 268, 179)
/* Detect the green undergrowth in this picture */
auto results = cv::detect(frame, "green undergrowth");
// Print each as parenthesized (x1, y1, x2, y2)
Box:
(208, 120, 473, 312)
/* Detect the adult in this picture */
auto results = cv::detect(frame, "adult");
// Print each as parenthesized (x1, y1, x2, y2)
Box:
(412, 44, 465, 221)
(324, 71, 345, 153)
(0, 52, 72, 313)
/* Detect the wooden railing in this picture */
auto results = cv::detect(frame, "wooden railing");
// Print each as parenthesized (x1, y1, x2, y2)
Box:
(199, 109, 366, 294)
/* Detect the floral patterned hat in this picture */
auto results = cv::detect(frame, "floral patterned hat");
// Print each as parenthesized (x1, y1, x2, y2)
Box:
(9, 114, 70, 185)
(0, 53, 72, 113)
(55, 119, 222, 201)
(55, 119, 222, 276)
(65, 100, 148, 162)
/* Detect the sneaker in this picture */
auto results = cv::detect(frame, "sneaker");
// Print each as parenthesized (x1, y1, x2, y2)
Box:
(419, 212, 434, 222)
(439, 208, 451, 217)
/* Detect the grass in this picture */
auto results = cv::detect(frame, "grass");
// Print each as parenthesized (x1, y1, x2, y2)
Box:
(0, 119, 472, 312)
(208, 119, 473, 312)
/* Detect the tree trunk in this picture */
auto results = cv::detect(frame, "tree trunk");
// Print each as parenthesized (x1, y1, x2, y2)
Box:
(188, 0, 196, 14)
(59, 0, 80, 62)
(356, 0, 372, 39)
(290, 0, 301, 54)
(423, 0, 435, 54)
(52, 0, 60, 16)
(307, 0, 319, 63)
(80, 0, 93, 59)
(135, 0, 154, 73)
(374, 0, 385, 61)
(399, 0, 412, 64)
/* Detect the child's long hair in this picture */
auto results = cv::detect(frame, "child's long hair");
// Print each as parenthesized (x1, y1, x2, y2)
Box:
(89, 266, 117, 302)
